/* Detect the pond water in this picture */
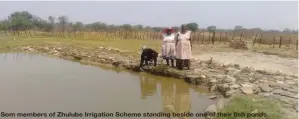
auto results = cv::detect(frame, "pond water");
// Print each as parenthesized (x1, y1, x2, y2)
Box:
(0, 53, 216, 119)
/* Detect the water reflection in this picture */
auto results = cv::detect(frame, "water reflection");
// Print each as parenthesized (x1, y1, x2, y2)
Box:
(0, 53, 216, 119)
(140, 75, 193, 119)
(1, 52, 36, 61)
(140, 76, 157, 99)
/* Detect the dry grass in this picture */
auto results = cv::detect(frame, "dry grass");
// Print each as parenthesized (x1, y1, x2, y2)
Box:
(0, 31, 297, 58)
(192, 31, 298, 47)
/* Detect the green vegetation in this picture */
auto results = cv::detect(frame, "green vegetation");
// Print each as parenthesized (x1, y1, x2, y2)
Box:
(215, 95, 283, 119)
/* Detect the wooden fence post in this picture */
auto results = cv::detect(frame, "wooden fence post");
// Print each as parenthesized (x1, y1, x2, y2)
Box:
(288, 38, 291, 48)
(253, 34, 257, 46)
(219, 32, 222, 43)
(125, 30, 128, 39)
(208, 32, 211, 44)
(197, 32, 200, 44)
(225, 32, 228, 41)
(279, 36, 282, 48)
(272, 36, 275, 47)
(259, 34, 263, 46)
(296, 39, 298, 50)
(202, 32, 204, 44)
(239, 32, 243, 41)
(212, 30, 215, 44)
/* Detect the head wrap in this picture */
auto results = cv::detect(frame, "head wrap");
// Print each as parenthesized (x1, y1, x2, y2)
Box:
(162, 27, 174, 34)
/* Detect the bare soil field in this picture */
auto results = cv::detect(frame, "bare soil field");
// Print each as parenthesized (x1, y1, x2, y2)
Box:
(194, 51, 298, 75)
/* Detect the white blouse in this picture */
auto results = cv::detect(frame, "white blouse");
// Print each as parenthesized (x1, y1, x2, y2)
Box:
(177, 30, 191, 41)
(162, 33, 175, 42)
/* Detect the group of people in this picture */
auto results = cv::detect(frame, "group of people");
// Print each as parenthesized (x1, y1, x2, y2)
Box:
(140, 24, 192, 70)
(161, 24, 192, 70)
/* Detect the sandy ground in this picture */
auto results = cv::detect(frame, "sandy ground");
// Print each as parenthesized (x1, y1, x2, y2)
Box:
(193, 51, 298, 75)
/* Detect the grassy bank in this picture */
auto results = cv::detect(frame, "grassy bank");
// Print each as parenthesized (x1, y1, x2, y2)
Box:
(215, 95, 284, 119)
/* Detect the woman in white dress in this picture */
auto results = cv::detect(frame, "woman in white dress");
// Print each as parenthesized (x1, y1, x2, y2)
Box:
(175, 24, 192, 70)
(161, 27, 176, 67)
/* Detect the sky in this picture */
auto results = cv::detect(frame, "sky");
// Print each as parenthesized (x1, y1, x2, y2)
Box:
(0, 1, 298, 31)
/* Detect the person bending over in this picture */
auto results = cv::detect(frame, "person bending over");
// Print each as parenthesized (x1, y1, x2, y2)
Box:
(140, 46, 158, 67)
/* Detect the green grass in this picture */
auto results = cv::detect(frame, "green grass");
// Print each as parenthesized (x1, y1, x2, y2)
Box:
(215, 95, 284, 119)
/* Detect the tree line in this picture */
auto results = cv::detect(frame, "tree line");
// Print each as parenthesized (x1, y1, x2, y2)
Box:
(0, 11, 297, 36)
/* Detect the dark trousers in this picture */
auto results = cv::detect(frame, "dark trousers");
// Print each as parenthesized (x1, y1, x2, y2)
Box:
(140, 56, 157, 67)
(176, 59, 190, 70)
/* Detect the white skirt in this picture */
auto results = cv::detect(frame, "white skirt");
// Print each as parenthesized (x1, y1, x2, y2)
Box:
(162, 42, 176, 59)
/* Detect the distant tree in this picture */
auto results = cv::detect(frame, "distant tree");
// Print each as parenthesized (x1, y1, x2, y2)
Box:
(152, 27, 162, 32)
(84, 23, 93, 31)
(133, 25, 143, 31)
(269, 30, 280, 33)
(172, 26, 180, 32)
(8, 11, 35, 34)
(144, 26, 152, 31)
(283, 28, 292, 33)
(99, 23, 107, 30)
(72, 22, 83, 32)
(48, 16, 55, 32)
(3, 10, 297, 39)
(234, 25, 243, 30)
(58, 16, 68, 32)
(207, 25, 216, 32)
(0, 20, 9, 35)
(39, 20, 52, 32)
(90, 22, 102, 32)
(122, 24, 132, 31)
(0, 21, 3, 31)
(107, 24, 117, 31)
(250, 28, 263, 34)
(186, 22, 198, 31)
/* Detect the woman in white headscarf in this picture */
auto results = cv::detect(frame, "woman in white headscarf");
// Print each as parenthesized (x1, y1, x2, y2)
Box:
(161, 27, 176, 67)
(175, 24, 192, 70)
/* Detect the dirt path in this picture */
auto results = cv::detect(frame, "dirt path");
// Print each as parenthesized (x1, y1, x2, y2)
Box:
(193, 51, 298, 75)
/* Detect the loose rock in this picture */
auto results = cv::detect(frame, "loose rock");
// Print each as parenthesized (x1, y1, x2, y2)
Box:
(259, 84, 273, 92)
(225, 90, 236, 97)
(274, 76, 285, 81)
(258, 92, 272, 97)
(209, 95, 217, 99)
(230, 84, 240, 89)
(205, 104, 217, 114)
(241, 83, 254, 94)
(222, 75, 236, 83)
(218, 83, 230, 92)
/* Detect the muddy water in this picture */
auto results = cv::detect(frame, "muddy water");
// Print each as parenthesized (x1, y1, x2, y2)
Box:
(195, 52, 298, 75)
(0, 53, 216, 119)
